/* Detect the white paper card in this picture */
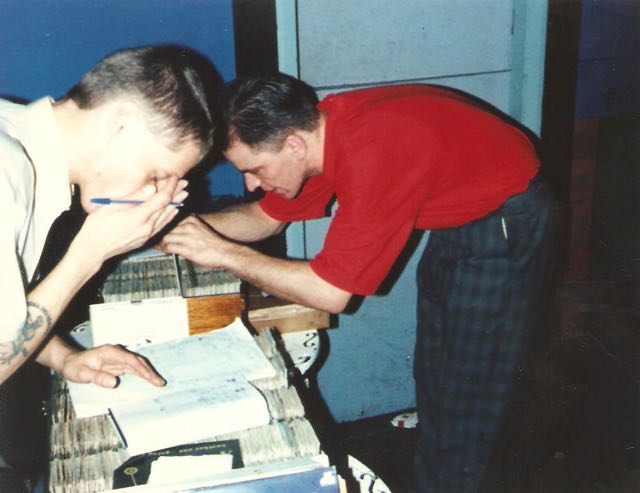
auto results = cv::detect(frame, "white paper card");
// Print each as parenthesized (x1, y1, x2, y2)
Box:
(148, 454, 234, 485)
(90, 296, 189, 348)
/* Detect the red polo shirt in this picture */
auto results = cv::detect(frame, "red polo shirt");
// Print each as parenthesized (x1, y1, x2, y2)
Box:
(260, 85, 539, 295)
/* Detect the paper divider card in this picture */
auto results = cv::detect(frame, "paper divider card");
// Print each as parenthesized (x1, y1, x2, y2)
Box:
(90, 297, 189, 348)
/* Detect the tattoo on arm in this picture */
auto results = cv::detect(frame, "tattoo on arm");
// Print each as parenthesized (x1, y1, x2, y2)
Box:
(0, 301, 52, 365)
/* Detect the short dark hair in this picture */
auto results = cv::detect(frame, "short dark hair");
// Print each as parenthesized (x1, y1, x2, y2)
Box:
(222, 73, 320, 150)
(66, 45, 222, 155)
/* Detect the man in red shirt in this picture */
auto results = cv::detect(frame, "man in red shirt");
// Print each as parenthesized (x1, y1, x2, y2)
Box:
(161, 74, 557, 492)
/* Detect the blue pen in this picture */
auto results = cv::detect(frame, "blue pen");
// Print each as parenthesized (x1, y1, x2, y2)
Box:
(90, 198, 183, 207)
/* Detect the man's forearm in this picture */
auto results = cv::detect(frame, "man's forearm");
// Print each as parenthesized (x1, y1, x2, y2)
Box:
(0, 245, 99, 384)
(199, 202, 285, 243)
(159, 206, 346, 310)
(0, 300, 55, 372)
(219, 241, 351, 314)
(35, 335, 75, 374)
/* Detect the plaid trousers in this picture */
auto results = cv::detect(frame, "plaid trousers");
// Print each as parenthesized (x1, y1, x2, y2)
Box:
(413, 176, 557, 492)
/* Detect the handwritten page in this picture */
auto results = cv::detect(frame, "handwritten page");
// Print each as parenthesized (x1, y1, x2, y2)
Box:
(67, 318, 276, 418)
(138, 317, 276, 382)
(110, 377, 270, 456)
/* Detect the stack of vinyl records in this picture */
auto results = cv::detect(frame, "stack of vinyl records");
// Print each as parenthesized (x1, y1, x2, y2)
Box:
(100, 254, 242, 302)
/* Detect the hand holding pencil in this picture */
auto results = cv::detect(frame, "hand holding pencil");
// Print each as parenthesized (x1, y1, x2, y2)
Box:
(71, 177, 189, 266)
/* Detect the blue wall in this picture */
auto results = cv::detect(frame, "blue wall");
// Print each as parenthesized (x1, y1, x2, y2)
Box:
(0, 0, 243, 197)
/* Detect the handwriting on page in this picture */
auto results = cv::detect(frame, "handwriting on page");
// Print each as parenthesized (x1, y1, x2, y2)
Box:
(67, 318, 276, 418)
(110, 377, 270, 456)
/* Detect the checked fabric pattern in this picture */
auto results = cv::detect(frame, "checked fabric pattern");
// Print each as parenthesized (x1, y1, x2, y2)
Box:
(413, 177, 557, 492)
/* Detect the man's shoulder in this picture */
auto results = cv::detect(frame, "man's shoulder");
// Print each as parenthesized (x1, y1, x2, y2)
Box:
(322, 84, 444, 104)
(0, 127, 29, 170)
(0, 97, 27, 125)
(0, 99, 28, 158)
(0, 108, 34, 191)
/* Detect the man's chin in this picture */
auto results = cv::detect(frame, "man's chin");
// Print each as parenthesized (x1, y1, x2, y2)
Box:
(289, 188, 305, 200)
(274, 184, 303, 199)
(274, 190, 293, 199)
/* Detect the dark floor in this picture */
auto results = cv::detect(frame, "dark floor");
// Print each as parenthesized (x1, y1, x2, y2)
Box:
(318, 276, 640, 493)
(325, 411, 417, 492)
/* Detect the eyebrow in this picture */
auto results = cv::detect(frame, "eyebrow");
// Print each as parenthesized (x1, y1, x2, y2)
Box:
(239, 165, 261, 175)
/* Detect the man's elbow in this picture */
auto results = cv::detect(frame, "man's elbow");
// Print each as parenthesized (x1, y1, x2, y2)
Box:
(320, 289, 351, 314)
(271, 220, 287, 237)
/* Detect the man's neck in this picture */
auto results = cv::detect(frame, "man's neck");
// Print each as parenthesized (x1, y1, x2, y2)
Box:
(52, 99, 85, 185)
(305, 113, 326, 176)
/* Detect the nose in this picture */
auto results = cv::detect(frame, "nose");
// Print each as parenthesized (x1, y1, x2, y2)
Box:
(244, 174, 261, 192)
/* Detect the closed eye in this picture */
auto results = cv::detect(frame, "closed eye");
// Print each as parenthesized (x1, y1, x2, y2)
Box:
(242, 168, 262, 177)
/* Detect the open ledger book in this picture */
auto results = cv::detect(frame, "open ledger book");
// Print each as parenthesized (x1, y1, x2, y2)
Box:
(67, 318, 276, 456)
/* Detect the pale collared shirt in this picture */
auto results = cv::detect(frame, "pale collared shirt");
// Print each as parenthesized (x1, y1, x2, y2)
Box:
(0, 97, 72, 342)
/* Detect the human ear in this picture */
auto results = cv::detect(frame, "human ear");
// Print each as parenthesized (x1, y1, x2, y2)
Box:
(284, 133, 307, 160)
(107, 100, 141, 137)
